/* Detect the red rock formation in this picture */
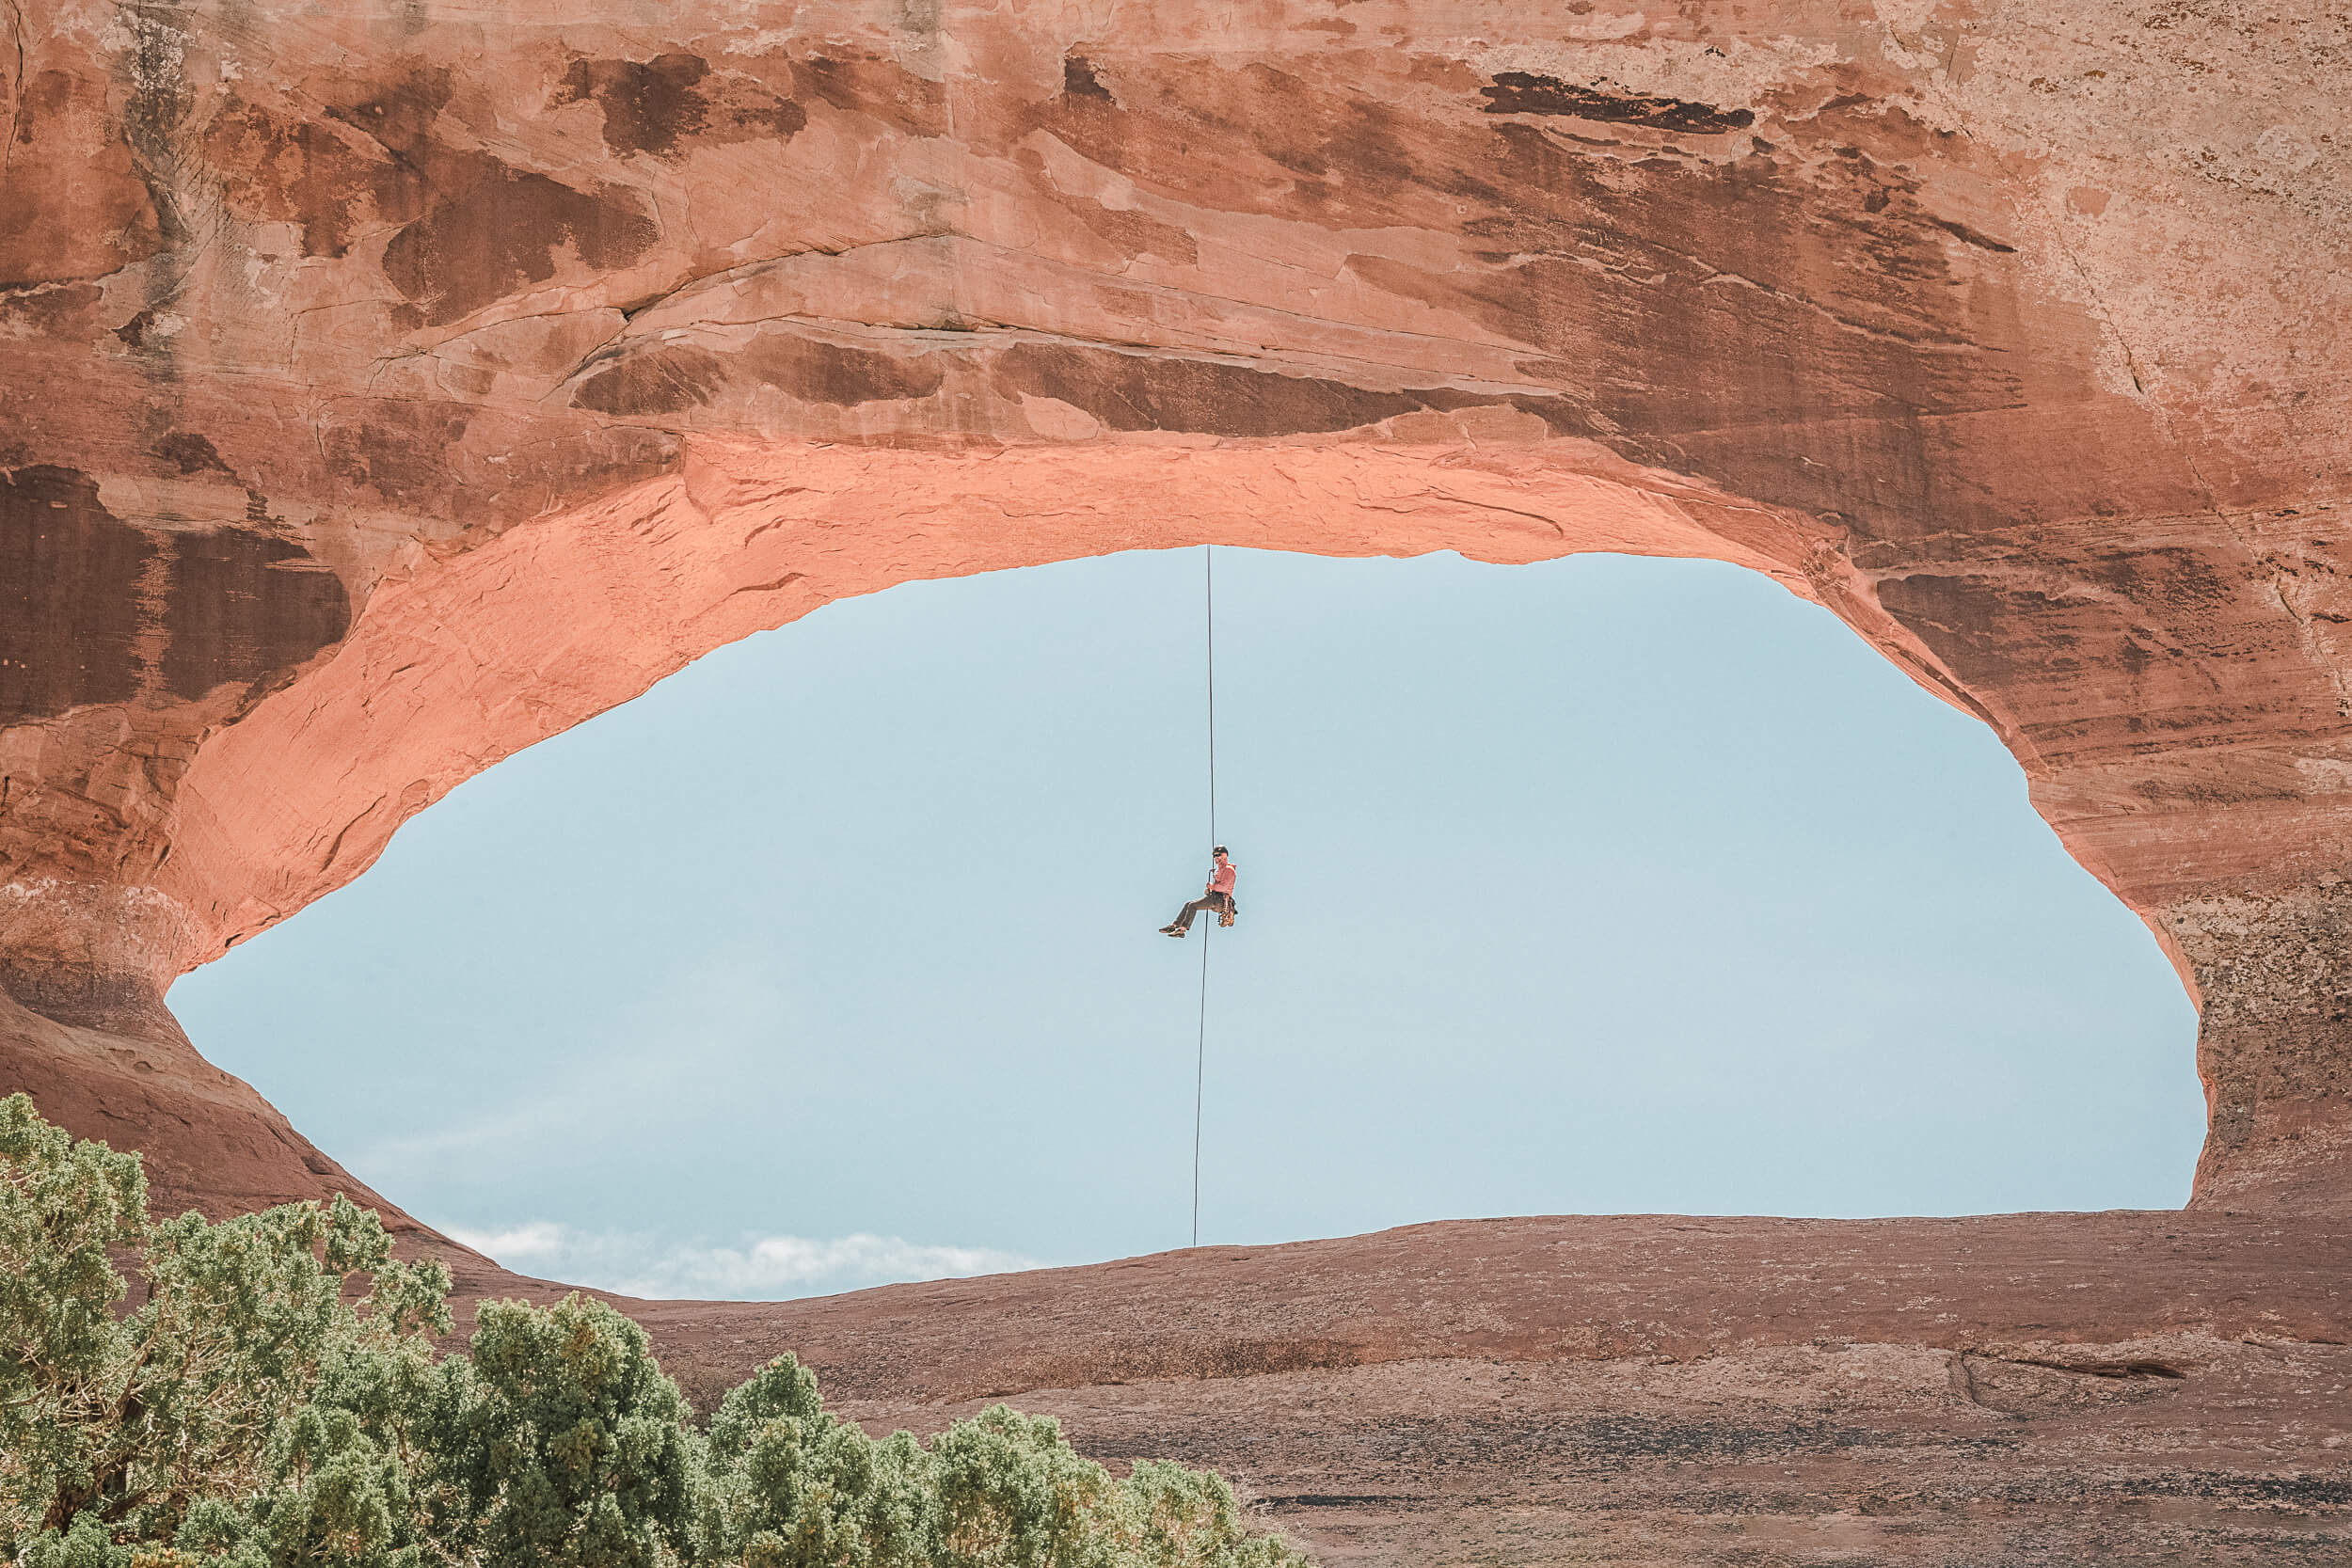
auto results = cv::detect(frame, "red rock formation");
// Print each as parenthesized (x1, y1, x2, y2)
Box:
(628, 1214, 2352, 1562)
(4, 1, 2350, 1556)
(5, 0, 2347, 1211)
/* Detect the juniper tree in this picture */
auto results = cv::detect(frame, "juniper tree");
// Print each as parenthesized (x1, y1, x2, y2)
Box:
(0, 1096, 1311, 1568)
(698, 1353, 936, 1568)
(0, 1092, 452, 1565)
(436, 1293, 701, 1568)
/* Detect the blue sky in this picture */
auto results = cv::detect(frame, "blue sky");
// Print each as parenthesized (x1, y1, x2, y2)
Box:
(169, 547, 2203, 1299)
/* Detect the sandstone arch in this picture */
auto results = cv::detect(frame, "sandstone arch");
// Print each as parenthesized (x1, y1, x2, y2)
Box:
(2, 0, 2348, 1240)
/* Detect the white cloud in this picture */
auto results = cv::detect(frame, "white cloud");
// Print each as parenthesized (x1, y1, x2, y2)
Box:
(441, 1221, 1045, 1302)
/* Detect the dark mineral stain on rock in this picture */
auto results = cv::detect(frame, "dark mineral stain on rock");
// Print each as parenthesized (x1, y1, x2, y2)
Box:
(160, 529, 351, 704)
(206, 104, 411, 260)
(790, 53, 948, 135)
(1480, 71, 1755, 135)
(203, 71, 458, 261)
(207, 70, 454, 261)
(573, 344, 733, 415)
(325, 67, 455, 156)
(1062, 55, 1114, 102)
(743, 334, 947, 404)
(153, 432, 233, 477)
(0, 467, 349, 721)
(215, 64, 691, 309)
(1927, 214, 2019, 254)
(993, 341, 1585, 437)
(319, 403, 474, 507)
(0, 281, 103, 337)
(558, 54, 711, 157)
(1, 467, 151, 721)
(380, 160, 661, 327)
(217, 67, 668, 325)
(1233, 63, 1420, 198)
(573, 334, 949, 414)
(1871, 573, 2027, 690)
(553, 53, 804, 161)
(994, 343, 1423, 435)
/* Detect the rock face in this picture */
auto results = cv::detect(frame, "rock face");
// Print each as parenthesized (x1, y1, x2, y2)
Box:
(5, 0, 2350, 1204)
(3, 1, 2350, 1558)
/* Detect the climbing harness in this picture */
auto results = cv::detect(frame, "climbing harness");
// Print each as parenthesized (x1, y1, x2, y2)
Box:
(1193, 545, 1216, 1249)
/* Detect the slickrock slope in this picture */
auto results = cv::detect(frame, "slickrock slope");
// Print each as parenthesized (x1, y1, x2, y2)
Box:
(4, 2, 2351, 1559)
(628, 1214, 2352, 1565)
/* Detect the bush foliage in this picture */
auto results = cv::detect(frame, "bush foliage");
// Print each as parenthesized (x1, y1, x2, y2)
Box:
(0, 1095, 1307, 1568)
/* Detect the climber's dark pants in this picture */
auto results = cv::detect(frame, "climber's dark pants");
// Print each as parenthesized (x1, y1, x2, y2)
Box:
(1171, 892, 1234, 931)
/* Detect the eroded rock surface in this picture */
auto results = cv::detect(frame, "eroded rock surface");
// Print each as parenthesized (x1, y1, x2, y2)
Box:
(3, 2, 2350, 1558)
(629, 1215, 2352, 1565)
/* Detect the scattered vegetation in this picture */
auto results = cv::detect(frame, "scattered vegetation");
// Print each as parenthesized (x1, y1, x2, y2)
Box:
(0, 1095, 1308, 1568)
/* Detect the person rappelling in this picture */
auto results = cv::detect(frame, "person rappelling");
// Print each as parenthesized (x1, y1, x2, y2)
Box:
(1162, 847, 1237, 937)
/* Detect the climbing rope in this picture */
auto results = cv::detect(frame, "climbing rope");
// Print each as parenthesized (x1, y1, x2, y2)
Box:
(1193, 546, 1216, 1249)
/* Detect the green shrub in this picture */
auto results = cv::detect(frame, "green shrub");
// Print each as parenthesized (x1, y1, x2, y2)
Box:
(699, 1354, 935, 1567)
(440, 1293, 701, 1568)
(1106, 1462, 1306, 1568)
(0, 1092, 451, 1564)
(0, 1096, 1310, 1568)
(932, 1407, 1114, 1568)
